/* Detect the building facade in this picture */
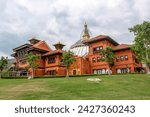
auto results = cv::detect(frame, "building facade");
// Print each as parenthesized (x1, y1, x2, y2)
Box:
(11, 23, 145, 76)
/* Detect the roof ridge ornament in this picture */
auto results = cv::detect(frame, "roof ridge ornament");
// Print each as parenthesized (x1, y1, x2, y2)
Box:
(81, 22, 91, 41)
(53, 41, 65, 50)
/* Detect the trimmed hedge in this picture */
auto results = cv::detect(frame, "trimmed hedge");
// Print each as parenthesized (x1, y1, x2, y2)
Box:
(34, 74, 105, 79)
(1, 76, 27, 79)
(34, 75, 65, 79)
(1, 72, 146, 79)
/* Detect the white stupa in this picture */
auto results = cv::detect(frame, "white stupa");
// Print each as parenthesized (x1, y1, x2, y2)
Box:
(70, 22, 91, 56)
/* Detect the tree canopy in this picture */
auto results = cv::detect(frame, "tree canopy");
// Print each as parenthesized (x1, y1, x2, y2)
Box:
(61, 50, 76, 79)
(0, 56, 8, 78)
(26, 52, 40, 78)
(99, 46, 115, 75)
(129, 21, 150, 73)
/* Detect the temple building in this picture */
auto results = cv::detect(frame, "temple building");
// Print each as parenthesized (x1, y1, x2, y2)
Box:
(70, 22, 90, 57)
(11, 23, 145, 76)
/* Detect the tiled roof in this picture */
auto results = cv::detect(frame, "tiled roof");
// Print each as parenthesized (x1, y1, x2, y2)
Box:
(11, 53, 17, 57)
(70, 39, 86, 49)
(13, 39, 51, 52)
(28, 37, 41, 42)
(83, 35, 119, 46)
(113, 44, 131, 51)
(13, 43, 32, 52)
(32, 40, 51, 52)
(42, 49, 65, 56)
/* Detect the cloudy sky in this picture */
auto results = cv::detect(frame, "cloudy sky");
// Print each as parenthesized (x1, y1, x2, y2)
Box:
(0, 0, 150, 58)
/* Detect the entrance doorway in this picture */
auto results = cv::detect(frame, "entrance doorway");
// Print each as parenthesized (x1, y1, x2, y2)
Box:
(73, 70, 77, 75)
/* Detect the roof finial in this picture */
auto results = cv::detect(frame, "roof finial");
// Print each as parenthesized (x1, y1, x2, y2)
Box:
(82, 21, 90, 40)
(53, 41, 65, 50)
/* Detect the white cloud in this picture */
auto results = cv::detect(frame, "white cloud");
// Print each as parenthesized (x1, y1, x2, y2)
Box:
(133, 0, 150, 20)
(0, 0, 149, 58)
(0, 51, 9, 58)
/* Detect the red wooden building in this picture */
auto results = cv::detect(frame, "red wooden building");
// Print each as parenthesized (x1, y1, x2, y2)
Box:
(11, 23, 145, 76)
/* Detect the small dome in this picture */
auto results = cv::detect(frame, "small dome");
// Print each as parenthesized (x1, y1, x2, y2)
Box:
(70, 40, 84, 48)
(70, 41, 89, 57)
(70, 22, 91, 57)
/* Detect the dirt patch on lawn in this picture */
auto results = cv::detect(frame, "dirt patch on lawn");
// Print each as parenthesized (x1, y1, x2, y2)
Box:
(0, 81, 56, 99)
(9, 84, 45, 92)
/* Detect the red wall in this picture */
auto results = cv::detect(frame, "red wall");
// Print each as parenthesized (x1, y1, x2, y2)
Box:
(113, 49, 142, 73)
(69, 56, 90, 75)
(13, 39, 145, 76)
(88, 40, 115, 74)
(45, 54, 66, 76)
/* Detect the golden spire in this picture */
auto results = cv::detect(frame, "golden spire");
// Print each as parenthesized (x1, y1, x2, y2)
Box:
(82, 22, 90, 40)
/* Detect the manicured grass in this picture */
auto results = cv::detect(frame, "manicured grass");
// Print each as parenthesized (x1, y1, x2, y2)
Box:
(0, 74, 150, 100)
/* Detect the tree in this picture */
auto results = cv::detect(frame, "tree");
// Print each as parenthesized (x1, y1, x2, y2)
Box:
(61, 50, 76, 79)
(99, 46, 115, 75)
(129, 21, 150, 74)
(0, 56, 8, 78)
(26, 52, 40, 79)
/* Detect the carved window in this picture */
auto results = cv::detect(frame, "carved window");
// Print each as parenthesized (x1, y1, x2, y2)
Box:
(116, 56, 120, 62)
(93, 46, 103, 54)
(92, 57, 96, 63)
(120, 56, 124, 61)
(125, 55, 128, 61)
(97, 57, 100, 62)
(48, 56, 56, 64)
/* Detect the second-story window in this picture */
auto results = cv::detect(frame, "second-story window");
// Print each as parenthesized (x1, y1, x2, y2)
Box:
(92, 57, 96, 63)
(116, 56, 120, 62)
(93, 46, 103, 54)
(48, 56, 56, 64)
(125, 55, 128, 61)
(120, 56, 124, 61)
(18, 51, 23, 59)
(97, 57, 100, 62)
(18, 49, 28, 59)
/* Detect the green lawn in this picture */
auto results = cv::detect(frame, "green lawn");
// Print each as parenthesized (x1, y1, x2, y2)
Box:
(0, 74, 150, 100)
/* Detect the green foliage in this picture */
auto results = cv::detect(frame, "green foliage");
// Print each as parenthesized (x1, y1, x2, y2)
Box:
(0, 56, 8, 71)
(61, 50, 76, 68)
(1, 70, 9, 77)
(0, 56, 8, 78)
(1, 76, 27, 79)
(99, 46, 115, 66)
(26, 52, 40, 70)
(0, 74, 150, 99)
(26, 52, 40, 78)
(129, 21, 150, 67)
(61, 50, 76, 79)
(35, 74, 101, 78)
